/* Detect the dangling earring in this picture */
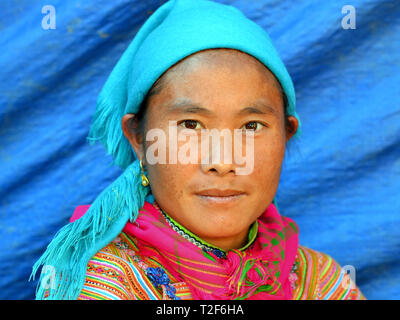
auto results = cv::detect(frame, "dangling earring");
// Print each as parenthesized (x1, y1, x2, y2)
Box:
(139, 159, 149, 187)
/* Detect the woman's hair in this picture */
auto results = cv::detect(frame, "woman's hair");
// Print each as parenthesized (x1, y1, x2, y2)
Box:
(131, 71, 295, 141)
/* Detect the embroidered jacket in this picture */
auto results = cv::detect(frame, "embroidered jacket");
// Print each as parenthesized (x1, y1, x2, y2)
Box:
(77, 231, 365, 300)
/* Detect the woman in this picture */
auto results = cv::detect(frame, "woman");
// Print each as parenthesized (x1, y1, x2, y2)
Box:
(31, 0, 365, 300)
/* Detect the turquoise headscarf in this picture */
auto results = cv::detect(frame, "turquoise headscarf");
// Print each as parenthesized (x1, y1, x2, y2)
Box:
(31, 0, 301, 299)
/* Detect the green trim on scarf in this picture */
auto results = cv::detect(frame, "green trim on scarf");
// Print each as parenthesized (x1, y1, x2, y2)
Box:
(161, 208, 258, 253)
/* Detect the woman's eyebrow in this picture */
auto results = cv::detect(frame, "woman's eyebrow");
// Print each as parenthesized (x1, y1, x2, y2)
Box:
(166, 99, 213, 115)
(237, 101, 279, 117)
(166, 98, 279, 117)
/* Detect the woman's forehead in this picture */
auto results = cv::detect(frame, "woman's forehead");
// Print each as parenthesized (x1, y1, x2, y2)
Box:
(145, 48, 285, 119)
(146, 51, 285, 119)
(150, 50, 282, 107)
(165, 48, 279, 83)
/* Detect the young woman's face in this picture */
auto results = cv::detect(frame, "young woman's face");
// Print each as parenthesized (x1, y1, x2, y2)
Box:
(123, 49, 298, 250)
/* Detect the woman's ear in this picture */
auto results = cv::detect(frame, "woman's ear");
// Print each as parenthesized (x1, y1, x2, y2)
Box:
(121, 113, 145, 162)
(285, 116, 299, 142)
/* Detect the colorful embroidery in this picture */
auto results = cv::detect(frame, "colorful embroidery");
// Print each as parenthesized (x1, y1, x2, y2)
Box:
(288, 256, 299, 289)
(112, 237, 180, 300)
(156, 203, 227, 259)
(77, 203, 365, 300)
(78, 235, 365, 300)
(145, 267, 180, 300)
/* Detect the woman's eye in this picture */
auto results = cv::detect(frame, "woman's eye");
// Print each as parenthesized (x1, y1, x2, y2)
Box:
(179, 120, 202, 130)
(242, 121, 264, 131)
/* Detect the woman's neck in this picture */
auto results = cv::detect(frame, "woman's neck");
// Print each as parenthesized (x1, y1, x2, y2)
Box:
(200, 227, 251, 251)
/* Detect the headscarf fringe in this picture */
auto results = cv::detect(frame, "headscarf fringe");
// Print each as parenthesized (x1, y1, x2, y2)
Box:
(29, 159, 149, 300)
(87, 98, 134, 170)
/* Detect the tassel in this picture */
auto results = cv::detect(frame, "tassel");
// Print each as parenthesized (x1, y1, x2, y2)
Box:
(29, 159, 149, 300)
(86, 98, 134, 170)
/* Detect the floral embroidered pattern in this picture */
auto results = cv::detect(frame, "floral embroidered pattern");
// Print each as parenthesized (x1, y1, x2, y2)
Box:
(111, 237, 180, 300)
(288, 257, 299, 289)
(145, 267, 179, 300)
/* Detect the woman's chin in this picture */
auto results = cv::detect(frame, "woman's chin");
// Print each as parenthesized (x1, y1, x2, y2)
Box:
(184, 210, 248, 239)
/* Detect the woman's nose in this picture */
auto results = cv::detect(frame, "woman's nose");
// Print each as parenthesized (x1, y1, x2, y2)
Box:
(200, 134, 237, 176)
(201, 160, 236, 176)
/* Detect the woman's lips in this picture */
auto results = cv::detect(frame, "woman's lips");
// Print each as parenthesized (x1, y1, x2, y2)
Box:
(195, 189, 246, 204)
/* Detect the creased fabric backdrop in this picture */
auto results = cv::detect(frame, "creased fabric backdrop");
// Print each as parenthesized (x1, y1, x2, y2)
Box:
(0, 0, 399, 300)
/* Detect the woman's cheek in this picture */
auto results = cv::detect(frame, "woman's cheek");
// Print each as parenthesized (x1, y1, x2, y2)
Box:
(156, 162, 194, 200)
(253, 141, 283, 181)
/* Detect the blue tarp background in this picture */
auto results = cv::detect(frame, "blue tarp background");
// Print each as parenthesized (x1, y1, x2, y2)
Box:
(1, 0, 399, 300)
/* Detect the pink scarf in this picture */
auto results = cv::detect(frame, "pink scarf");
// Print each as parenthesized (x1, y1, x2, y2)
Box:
(122, 201, 299, 300)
